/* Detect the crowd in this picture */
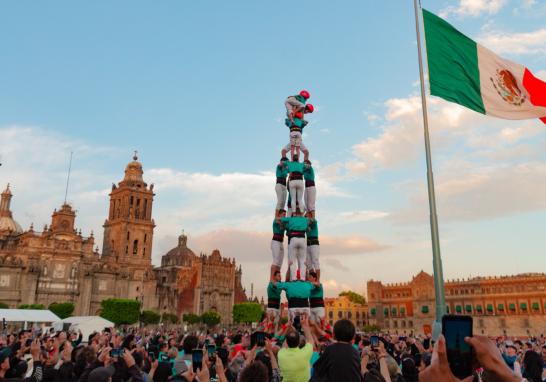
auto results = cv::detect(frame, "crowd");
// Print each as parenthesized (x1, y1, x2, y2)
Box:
(0, 317, 544, 382)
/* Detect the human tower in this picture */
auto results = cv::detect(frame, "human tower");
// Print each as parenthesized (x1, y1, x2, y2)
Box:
(263, 90, 327, 334)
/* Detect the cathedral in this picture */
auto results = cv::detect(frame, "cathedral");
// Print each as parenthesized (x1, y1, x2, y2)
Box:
(0, 155, 247, 324)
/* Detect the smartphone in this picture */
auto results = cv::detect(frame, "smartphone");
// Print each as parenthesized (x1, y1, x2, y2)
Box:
(207, 344, 216, 356)
(399, 336, 406, 342)
(192, 349, 203, 373)
(442, 315, 473, 379)
(251, 331, 266, 348)
(293, 316, 302, 333)
(148, 352, 155, 362)
(110, 348, 123, 357)
(217, 347, 228, 365)
(370, 335, 379, 347)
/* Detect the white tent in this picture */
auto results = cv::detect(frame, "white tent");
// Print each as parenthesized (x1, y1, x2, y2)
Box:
(0, 309, 60, 329)
(56, 316, 114, 342)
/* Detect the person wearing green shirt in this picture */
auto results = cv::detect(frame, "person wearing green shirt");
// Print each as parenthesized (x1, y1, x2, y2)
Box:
(281, 212, 309, 281)
(286, 156, 305, 215)
(278, 315, 315, 382)
(270, 210, 286, 281)
(307, 271, 325, 325)
(276, 278, 318, 321)
(303, 160, 316, 213)
(275, 157, 289, 218)
(266, 271, 283, 332)
(306, 212, 320, 281)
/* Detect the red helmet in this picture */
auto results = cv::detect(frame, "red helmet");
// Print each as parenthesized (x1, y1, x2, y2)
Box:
(305, 104, 314, 113)
(294, 111, 303, 119)
(299, 90, 310, 99)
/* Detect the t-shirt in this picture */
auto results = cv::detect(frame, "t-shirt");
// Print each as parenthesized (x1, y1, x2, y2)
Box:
(310, 284, 323, 299)
(287, 161, 304, 174)
(312, 342, 362, 382)
(308, 220, 318, 239)
(272, 220, 285, 236)
(267, 282, 282, 300)
(303, 166, 315, 181)
(278, 343, 313, 382)
(281, 217, 309, 233)
(278, 281, 316, 299)
(276, 163, 289, 178)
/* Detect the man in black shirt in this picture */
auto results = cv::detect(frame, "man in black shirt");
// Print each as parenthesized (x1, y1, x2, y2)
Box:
(312, 319, 362, 382)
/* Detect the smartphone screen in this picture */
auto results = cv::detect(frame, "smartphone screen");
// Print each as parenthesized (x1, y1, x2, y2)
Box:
(207, 344, 216, 356)
(251, 331, 266, 348)
(148, 352, 155, 361)
(370, 335, 379, 347)
(442, 315, 473, 379)
(192, 349, 203, 373)
(217, 348, 228, 364)
(110, 348, 122, 357)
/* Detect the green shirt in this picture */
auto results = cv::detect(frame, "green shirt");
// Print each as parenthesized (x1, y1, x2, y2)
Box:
(276, 163, 288, 178)
(307, 220, 318, 239)
(309, 284, 323, 299)
(287, 161, 304, 174)
(278, 281, 316, 299)
(303, 165, 315, 181)
(267, 282, 282, 300)
(281, 217, 309, 233)
(278, 343, 313, 382)
(272, 220, 285, 236)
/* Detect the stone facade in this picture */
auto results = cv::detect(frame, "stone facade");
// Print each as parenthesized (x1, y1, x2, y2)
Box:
(0, 155, 247, 321)
(324, 296, 369, 329)
(367, 271, 546, 336)
(155, 234, 247, 325)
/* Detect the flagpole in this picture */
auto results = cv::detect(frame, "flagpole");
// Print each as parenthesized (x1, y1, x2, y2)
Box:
(412, 0, 446, 335)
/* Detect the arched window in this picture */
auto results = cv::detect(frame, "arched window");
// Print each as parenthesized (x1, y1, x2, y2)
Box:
(328, 311, 333, 319)
(338, 311, 342, 319)
(348, 311, 352, 319)
(133, 240, 138, 255)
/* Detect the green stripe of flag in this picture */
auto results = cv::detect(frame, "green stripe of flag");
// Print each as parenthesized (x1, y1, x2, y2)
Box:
(422, 9, 485, 114)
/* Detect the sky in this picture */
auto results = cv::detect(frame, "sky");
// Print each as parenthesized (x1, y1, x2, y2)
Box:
(1, 0, 546, 300)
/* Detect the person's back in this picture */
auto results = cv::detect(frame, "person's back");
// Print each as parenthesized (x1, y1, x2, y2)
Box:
(312, 319, 362, 382)
(313, 342, 361, 382)
(278, 330, 313, 382)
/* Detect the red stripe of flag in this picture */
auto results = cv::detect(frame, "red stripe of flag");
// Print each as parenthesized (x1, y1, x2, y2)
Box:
(522, 68, 546, 124)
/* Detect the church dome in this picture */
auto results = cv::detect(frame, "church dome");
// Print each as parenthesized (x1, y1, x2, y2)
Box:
(123, 152, 144, 183)
(0, 216, 23, 234)
(161, 233, 196, 267)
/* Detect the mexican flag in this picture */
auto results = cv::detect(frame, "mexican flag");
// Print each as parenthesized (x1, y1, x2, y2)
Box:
(422, 9, 546, 123)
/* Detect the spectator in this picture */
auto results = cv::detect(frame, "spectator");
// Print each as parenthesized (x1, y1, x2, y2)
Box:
(522, 350, 543, 382)
(278, 315, 314, 382)
(312, 319, 362, 382)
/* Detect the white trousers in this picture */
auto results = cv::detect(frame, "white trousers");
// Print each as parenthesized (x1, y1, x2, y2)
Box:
(310, 307, 325, 324)
(289, 179, 304, 214)
(306, 244, 320, 270)
(288, 237, 307, 281)
(304, 185, 316, 212)
(275, 183, 287, 210)
(270, 240, 284, 268)
(283, 131, 307, 152)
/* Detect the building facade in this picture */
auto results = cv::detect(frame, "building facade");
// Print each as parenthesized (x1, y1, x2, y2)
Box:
(367, 271, 546, 336)
(0, 155, 247, 321)
(324, 296, 369, 329)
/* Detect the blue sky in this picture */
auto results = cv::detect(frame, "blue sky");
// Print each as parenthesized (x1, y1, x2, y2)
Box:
(1, 0, 546, 298)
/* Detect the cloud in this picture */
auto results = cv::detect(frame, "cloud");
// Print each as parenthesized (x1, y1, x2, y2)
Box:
(440, 0, 507, 18)
(478, 28, 546, 55)
(324, 258, 350, 272)
(337, 210, 389, 223)
(322, 279, 353, 296)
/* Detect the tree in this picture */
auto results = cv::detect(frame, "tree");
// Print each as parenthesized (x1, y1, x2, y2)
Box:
(18, 304, 45, 310)
(162, 312, 179, 324)
(140, 310, 161, 325)
(49, 302, 75, 319)
(200, 311, 221, 327)
(182, 313, 201, 325)
(0, 302, 9, 309)
(233, 303, 263, 324)
(100, 298, 140, 325)
(362, 324, 381, 333)
(339, 291, 366, 305)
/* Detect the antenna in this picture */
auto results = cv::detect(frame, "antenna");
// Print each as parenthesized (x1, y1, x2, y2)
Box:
(63, 151, 74, 205)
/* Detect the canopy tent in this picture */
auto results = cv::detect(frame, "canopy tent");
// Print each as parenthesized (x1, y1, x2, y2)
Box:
(54, 316, 114, 342)
(0, 309, 60, 329)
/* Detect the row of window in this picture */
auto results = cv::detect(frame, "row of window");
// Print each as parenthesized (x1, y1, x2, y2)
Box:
(327, 310, 368, 319)
(448, 284, 546, 295)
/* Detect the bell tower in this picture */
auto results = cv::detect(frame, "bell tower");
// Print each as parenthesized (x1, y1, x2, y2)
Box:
(102, 152, 155, 266)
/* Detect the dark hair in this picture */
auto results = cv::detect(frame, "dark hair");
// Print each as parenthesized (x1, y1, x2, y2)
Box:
(286, 330, 300, 348)
(232, 334, 242, 345)
(333, 319, 355, 342)
(182, 335, 198, 354)
(273, 270, 280, 276)
(239, 361, 268, 382)
(308, 271, 317, 279)
(255, 351, 273, 379)
(522, 351, 543, 382)
(401, 357, 419, 382)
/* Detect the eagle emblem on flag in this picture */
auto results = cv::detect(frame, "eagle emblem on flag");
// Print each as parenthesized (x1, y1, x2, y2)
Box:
(490, 69, 526, 106)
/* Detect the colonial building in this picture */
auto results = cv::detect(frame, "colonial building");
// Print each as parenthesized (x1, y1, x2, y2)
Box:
(324, 296, 369, 329)
(155, 234, 247, 324)
(367, 271, 546, 336)
(0, 155, 247, 321)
